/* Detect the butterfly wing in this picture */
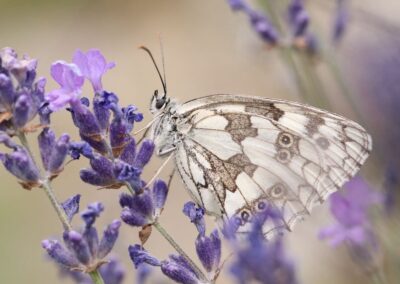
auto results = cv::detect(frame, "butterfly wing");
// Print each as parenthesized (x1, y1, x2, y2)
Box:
(173, 94, 372, 238)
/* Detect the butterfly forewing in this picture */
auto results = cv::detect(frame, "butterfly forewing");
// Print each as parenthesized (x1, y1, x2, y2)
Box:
(167, 94, 371, 238)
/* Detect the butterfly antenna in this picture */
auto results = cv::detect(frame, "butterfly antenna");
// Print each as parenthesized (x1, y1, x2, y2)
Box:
(139, 45, 167, 95)
(159, 35, 167, 94)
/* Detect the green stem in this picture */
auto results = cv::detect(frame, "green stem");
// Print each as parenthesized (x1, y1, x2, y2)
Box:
(41, 179, 72, 231)
(153, 221, 208, 282)
(89, 270, 105, 284)
(370, 270, 388, 284)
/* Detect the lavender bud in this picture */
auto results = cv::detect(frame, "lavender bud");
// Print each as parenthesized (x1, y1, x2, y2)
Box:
(42, 239, 80, 269)
(119, 193, 133, 208)
(122, 105, 143, 132)
(129, 245, 161, 268)
(161, 257, 200, 284)
(109, 117, 130, 157)
(13, 94, 35, 128)
(131, 191, 154, 218)
(133, 139, 155, 169)
(69, 141, 93, 160)
(38, 128, 56, 171)
(152, 179, 168, 211)
(93, 92, 112, 131)
(0, 73, 14, 108)
(1, 147, 40, 183)
(195, 230, 221, 272)
(119, 138, 136, 165)
(121, 207, 148, 227)
(80, 169, 116, 187)
(0, 131, 18, 148)
(89, 155, 115, 181)
(48, 133, 70, 173)
(67, 231, 92, 265)
(81, 202, 104, 228)
(183, 202, 206, 236)
(248, 11, 279, 44)
(288, 0, 309, 37)
(62, 194, 81, 222)
(83, 226, 99, 258)
(97, 220, 121, 259)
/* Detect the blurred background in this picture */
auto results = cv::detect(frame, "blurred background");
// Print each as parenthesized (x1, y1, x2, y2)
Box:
(0, 0, 399, 283)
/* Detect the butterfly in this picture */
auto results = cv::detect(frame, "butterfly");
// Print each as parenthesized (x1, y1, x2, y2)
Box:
(141, 47, 372, 239)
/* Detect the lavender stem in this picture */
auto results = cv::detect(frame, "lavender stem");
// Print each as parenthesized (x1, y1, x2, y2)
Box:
(89, 270, 106, 284)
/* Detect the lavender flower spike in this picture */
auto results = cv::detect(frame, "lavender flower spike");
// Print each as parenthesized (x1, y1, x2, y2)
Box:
(46, 61, 84, 111)
(73, 49, 115, 93)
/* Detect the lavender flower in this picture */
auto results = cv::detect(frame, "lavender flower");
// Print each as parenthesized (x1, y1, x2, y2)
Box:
(38, 127, 70, 175)
(319, 177, 382, 247)
(120, 179, 168, 227)
(0, 48, 48, 132)
(287, 0, 309, 37)
(46, 61, 84, 111)
(129, 245, 202, 284)
(0, 142, 40, 188)
(183, 202, 221, 276)
(73, 49, 115, 93)
(43, 201, 121, 273)
(227, 0, 279, 45)
(225, 209, 297, 284)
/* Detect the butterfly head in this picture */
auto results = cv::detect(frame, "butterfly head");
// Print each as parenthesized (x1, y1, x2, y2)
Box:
(150, 89, 170, 114)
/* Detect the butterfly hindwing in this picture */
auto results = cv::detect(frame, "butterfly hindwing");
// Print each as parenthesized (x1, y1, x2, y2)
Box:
(172, 94, 371, 238)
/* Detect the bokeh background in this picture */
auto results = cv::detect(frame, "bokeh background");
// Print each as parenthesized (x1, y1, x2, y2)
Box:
(0, 0, 399, 283)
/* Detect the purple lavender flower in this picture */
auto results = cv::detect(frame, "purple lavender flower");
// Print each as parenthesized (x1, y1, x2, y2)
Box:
(0, 48, 48, 131)
(38, 128, 70, 175)
(225, 209, 297, 284)
(120, 179, 168, 227)
(0, 143, 40, 187)
(73, 49, 115, 93)
(160, 255, 202, 284)
(62, 194, 81, 222)
(129, 245, 202, 284)
(183, 202, 221, 276)
(46, 61, 84, 111)
(287, 0, 309, 37)
(319, 177, 382, 247)
(183, 201, 206, 236)
(43, 202, 121, 273)
(227, 0, 279, 45)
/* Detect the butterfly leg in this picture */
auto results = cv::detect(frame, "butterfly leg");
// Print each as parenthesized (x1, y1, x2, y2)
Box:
(146, 153, 175, 186)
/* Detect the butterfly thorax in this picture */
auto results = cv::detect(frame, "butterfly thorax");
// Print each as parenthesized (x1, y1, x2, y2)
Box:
(150, 99, 191, 157)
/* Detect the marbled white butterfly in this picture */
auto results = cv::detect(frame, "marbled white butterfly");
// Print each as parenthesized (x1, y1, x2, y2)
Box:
(142, 47, 372, 238)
